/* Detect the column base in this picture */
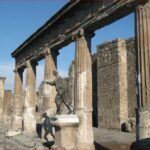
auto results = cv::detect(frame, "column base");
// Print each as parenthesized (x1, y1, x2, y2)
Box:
(75, 109, 95, 150)
(23, 107, 36, 137)
(136, 107, 150, 140)
(51, 114, 79, 149)
(11, 115, 23, 130)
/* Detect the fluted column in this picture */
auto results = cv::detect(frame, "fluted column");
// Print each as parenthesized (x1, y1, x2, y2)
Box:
(12, 69, 23, 130)
(23, 61, 37, 136)
(43, 47, 58, 115)
(74, 29, 95, 150)
(135, 0, 150, 140)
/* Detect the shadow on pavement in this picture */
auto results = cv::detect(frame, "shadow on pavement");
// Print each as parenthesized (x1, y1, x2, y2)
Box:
(95, 142, 110, 150)
(131, 138, 150, 150)
(43, 141, 54, 149)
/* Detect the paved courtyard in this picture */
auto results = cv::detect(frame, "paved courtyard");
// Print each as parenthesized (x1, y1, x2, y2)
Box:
(0, 127, 136, 150)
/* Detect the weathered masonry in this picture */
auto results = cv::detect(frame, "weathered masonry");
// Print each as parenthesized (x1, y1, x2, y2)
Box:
(11, 0, 150, 148)
(95, 38, 137, 130)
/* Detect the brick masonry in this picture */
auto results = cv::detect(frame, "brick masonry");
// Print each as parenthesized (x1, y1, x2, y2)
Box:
(95, 38, 137, 129)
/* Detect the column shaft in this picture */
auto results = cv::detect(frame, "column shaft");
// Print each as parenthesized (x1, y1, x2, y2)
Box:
(74, 29, 94, 150)
(23, 61, 37, 135)
(135, 0, 150, 140)
(12, 70, 23, 130)
(43, 48, 57, 115)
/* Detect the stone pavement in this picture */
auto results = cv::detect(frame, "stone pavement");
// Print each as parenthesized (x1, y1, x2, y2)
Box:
(0, 127, 147, 150)
(93, 128, 135, 150)
(0, 132, 50, 150)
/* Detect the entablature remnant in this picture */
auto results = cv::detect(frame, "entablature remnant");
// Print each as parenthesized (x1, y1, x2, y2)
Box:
(11, 0, 148, 69)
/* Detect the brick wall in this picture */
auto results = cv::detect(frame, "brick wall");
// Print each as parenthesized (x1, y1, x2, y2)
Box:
(96, 38, 136, 129)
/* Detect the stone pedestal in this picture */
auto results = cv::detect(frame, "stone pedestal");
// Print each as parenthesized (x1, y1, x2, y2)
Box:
(51, 115, 79, 149)
(136, 107, 150, 140)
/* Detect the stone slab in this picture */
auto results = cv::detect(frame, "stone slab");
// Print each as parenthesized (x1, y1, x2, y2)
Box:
(6, 130, 21, 137)
(50, 114, 79, 127)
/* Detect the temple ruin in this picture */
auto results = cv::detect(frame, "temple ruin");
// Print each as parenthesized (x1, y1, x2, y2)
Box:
(8, 0, 150, 149)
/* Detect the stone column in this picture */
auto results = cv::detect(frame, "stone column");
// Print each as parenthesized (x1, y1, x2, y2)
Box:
(135, 0, 150, 140)
(0, 77, 6, 124)
(74, 29, 95, 150)
(12, 69, 23, 130)
(23, 61, 37, 136)
(43, 47, 58, 115)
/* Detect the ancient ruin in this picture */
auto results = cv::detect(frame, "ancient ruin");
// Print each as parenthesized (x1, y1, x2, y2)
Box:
(3, 0, 149, 149)
(96, 38, 136, 130)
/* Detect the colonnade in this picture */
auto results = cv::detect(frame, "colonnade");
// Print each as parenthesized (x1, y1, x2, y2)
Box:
(11, 0, 150, 146)
(12, 29, 95, 148)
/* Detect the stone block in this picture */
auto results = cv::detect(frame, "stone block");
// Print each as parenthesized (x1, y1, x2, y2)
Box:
(6, 130, 21, 137)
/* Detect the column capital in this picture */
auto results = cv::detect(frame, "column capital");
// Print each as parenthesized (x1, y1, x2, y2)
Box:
(25, 60, 38, 68)
(136, 0, 150, 9)
(44, 46, 51, 55)
(13, 67, 24, 73)
(72, 28, 95, 40)
(44, 46, 59, 58)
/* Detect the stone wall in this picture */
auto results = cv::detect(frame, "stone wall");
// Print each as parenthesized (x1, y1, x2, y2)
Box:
(96, 38, 136, 130)
(92, 54, 98, 127)
(3, 90, 12, 127)
(0, 77, 6, 123)
(126, 38, 137, 118)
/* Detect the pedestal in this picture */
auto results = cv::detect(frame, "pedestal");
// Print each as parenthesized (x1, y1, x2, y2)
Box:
(51, 115, 79, 149)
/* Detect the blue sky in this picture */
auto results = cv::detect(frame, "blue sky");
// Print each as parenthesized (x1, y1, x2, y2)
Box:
(0, 0, 135, 91)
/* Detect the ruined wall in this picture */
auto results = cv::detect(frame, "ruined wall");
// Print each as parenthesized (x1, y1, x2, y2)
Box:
(126, 38, 137, 118)
(92, 54, 98, 127)
(97, 39, 126, 129)
(96, 38, 136, 130)
(3, 90, 12, 127)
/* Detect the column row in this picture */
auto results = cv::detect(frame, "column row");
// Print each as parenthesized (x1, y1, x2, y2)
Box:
(12, 48, 58, 135)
